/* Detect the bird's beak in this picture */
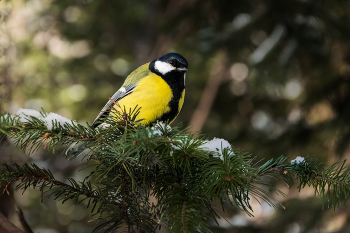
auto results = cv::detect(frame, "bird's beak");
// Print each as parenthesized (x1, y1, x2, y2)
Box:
(176, 67, 187, 72)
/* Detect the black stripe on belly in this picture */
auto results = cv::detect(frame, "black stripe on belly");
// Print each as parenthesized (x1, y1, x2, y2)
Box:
(158, 72, 185, 124)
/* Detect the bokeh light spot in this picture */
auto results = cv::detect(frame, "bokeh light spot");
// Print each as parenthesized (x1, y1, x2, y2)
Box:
(111, 58, 130, 76)
(251, 110, 271, 131)
(230, 81, 247, 96)
(283, 79, 303, 100)
(232, 13, 251, 30)
(70, 40, 90, 58)
(306, 102, 335, 125)
(230, 63, 249, 82)
(64, 6, 82, 23)
(67, 84, 87, 102)
(288, 108, 302, 123)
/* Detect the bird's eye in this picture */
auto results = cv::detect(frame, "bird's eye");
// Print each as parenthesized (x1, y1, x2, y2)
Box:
(169, 59, 180, 67)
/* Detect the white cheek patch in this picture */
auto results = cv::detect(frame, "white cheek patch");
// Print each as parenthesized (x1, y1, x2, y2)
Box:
(154, 61, 175, 75)
(184, 73, 186, 85)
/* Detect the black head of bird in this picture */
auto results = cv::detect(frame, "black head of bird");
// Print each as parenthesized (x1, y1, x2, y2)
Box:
(149, 53, 188, 89)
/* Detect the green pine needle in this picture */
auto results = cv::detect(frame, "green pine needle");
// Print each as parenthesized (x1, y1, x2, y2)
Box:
(2, 111, 350, 232)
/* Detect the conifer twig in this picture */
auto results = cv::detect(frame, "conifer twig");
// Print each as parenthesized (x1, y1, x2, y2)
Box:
(10, 173, 117, 206)
(310, 174, 350, 186)
(3, 111, 350, 232)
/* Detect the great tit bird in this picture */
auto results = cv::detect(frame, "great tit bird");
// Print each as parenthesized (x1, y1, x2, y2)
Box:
(93, 52, 188, 127)
(66, 53, 187, 155)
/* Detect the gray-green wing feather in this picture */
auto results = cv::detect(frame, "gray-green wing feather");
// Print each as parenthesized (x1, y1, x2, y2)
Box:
(92, 63, 152, 127)
(92, 84, 136, 127)
(122, 63, 151, 86)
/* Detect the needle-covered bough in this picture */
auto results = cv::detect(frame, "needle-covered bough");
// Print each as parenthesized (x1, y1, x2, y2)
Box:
(1, 108, 350, 233)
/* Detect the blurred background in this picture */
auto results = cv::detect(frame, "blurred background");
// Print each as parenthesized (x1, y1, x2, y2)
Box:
(1, 0, 350, 232)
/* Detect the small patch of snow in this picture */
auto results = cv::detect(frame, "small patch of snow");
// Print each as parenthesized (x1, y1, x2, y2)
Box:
(43, 112, 76, 130)
(16, 108, 44, 123)
(291, 156, 305, 164)
(148, 121, 171, 137)
(200, 138, 232, 161)
(16, 108, 77, 130)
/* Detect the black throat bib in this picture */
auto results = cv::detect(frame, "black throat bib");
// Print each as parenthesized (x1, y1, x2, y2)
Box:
(149, 61, 186, 124)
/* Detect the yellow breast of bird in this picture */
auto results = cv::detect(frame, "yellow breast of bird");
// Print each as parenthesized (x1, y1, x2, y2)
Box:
(115, 73, 173, 125)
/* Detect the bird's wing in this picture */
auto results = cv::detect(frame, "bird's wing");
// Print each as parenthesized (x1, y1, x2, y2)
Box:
(92, 84, 136, 127)
(92, 63, 152, 127)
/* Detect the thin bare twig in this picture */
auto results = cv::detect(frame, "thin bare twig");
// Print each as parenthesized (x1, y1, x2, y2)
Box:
(17, 208, 33, 233)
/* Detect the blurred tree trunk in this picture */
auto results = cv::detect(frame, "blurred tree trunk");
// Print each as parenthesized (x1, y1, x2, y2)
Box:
(189, 52, 228, 132)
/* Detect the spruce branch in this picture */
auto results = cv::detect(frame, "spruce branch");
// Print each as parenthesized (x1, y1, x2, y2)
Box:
(255, 156, 350, 210)
(3, 110, 350, 232)
(0, 113, 98, 155)
(0, 163, 115, 206)
(311, 175, 350, 186)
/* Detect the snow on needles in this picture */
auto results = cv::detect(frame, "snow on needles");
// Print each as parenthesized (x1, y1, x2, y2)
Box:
(291, 156, 305, 164)
(16, 108, 77, 130)
(148, 121, 171, 137)
(200, 138, 232, 161)
(147, 123, 233, 161)
(44, 112, 77, 130)
(17, 108, 43, 123)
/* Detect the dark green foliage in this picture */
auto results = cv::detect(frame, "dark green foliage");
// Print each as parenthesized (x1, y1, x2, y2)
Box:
(1, 111, 350, 232)
(288, 156, 350, 210)
(4, 0, 350, 232)
(0, 112, 98, 155)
